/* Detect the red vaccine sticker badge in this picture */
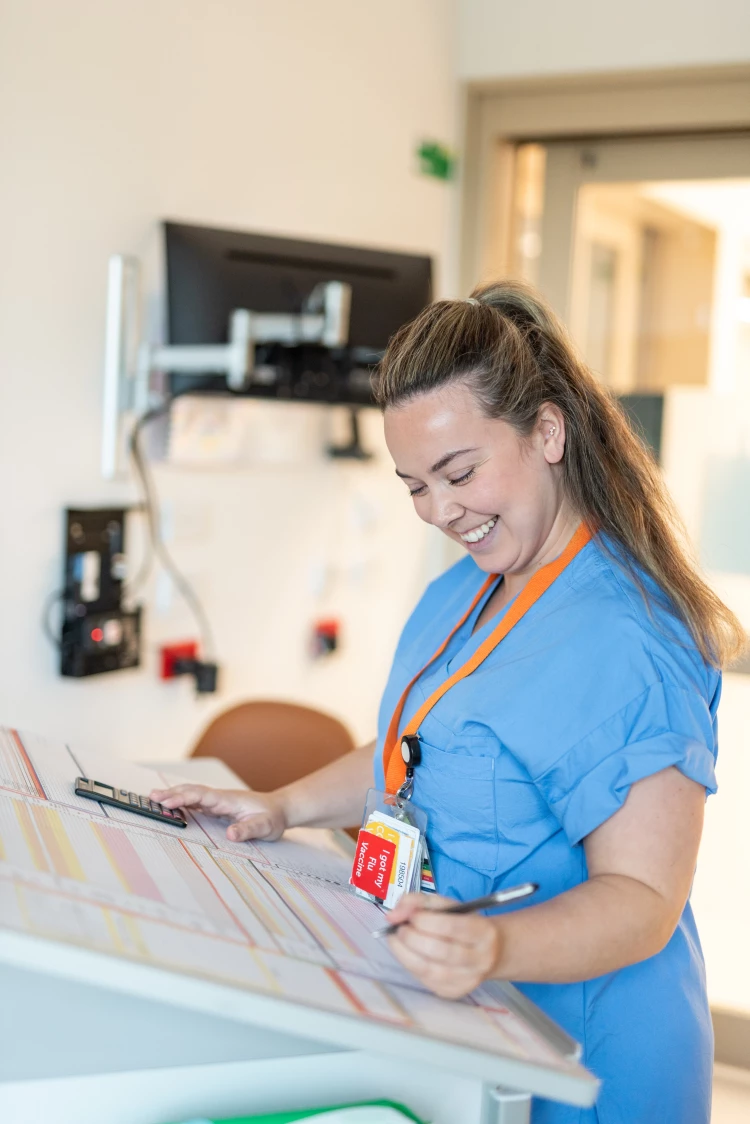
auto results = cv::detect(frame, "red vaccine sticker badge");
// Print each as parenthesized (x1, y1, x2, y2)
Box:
(351, 829, 397, 900)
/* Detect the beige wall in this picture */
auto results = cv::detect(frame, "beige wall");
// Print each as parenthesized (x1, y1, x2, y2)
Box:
(0, 0, 459, 760)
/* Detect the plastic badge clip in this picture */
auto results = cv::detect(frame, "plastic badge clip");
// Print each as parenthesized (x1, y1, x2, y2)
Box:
(396, 735, 421, 802)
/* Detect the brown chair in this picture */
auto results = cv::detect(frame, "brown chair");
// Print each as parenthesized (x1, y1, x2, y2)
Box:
(190, 699, 356, 793)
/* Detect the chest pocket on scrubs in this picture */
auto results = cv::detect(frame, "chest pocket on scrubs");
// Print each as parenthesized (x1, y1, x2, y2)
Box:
(493, 749, 550, 832)
(412, 738, 498, 875)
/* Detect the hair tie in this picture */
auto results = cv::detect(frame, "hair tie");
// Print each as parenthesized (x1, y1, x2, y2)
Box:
(465, 297, 479, 306)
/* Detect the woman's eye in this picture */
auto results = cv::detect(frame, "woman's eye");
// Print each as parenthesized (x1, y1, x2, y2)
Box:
(449, 468, 476, 486)
(409, 485, 427, 497)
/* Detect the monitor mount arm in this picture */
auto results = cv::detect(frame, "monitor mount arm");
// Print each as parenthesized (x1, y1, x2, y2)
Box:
(143, 280, 352, 392)
(103, 254, 352, 477)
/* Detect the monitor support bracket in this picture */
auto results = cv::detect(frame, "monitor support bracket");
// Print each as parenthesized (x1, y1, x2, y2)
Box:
(102, 254, 352, 478)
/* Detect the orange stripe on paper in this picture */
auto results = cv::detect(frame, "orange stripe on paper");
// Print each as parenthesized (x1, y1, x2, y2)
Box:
(101, 908, 127, 953)
(216, 859, 286, 939)
(90, 822, 163, 901)
(271, 874, 359, 956)
(121, 914, 149, 956)
(14, 802, 49, 872)
(183, 844, 251, 941)
(11, 731, 46, 798)
(32, 805, 85, 880)
(326, 969, 367, 1014)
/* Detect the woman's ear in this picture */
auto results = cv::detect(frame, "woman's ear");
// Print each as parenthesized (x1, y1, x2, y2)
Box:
(538, 403, 566, 465)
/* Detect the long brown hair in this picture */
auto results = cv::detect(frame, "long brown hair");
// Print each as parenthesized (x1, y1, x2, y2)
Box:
(376, 279, 745, 668)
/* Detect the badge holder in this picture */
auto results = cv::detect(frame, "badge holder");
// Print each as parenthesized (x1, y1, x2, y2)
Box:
(350, 736, 435, 908)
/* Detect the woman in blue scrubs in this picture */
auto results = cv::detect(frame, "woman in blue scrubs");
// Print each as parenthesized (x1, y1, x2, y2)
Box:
(154, 282, 745, 1123)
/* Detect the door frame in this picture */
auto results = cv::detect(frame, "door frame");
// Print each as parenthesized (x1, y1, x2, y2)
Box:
(459, 64, 750, 295)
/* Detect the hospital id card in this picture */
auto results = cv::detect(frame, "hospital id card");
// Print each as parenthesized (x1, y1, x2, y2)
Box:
(365, 813, 421, 908)
(350, 788, 428, 909)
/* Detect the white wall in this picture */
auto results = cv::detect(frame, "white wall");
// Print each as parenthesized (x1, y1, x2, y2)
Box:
(458, 0, 750, 81)
(0, 0, 459, 761)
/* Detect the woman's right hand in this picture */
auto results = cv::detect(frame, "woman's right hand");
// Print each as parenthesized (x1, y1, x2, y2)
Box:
(149, 784, 287, 842)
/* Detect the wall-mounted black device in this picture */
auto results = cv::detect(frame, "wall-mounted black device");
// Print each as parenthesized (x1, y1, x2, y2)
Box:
(60, 508, 141, 678)
(164, 221, 433, 407)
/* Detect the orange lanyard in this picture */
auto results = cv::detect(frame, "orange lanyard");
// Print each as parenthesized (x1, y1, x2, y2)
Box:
(383, 523, 593, 794)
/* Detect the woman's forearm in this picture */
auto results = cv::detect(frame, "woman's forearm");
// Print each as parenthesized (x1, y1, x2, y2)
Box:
(493, 873, 676, 984)
(276, 740, 375, 829)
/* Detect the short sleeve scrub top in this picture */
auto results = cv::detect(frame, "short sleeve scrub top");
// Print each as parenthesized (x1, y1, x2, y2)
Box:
(374, 535, 720, 1124)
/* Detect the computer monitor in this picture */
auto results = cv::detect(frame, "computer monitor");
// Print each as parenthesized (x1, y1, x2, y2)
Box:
(164, 222, 432, 405)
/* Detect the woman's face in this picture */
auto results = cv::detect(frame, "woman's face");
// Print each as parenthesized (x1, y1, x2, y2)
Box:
(383, 382, 569, 576)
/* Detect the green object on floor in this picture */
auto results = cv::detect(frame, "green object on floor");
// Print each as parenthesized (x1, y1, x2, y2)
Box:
(170, 1100, 426, 1124)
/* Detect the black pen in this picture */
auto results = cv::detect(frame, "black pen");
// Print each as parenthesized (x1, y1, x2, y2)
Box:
(372, 881, 539, 939)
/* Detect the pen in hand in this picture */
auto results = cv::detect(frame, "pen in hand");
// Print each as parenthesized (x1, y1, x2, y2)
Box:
(372, 881, 539, 939)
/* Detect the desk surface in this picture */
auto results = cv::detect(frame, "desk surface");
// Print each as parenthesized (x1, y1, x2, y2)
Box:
(0, 730, 598, 1109)
(146, 755, 251, 788)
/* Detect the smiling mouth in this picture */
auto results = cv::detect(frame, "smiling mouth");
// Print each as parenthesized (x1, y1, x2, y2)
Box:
(458, 517, 497, 544)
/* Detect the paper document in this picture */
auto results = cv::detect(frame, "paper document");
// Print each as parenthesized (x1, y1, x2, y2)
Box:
(0, 727, 579, 1072)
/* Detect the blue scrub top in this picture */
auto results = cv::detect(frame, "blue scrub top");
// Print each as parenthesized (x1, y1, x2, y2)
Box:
(374, 535, 719, 1124)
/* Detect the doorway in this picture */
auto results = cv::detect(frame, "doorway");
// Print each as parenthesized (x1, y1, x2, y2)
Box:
(490, 129, 750, 1017)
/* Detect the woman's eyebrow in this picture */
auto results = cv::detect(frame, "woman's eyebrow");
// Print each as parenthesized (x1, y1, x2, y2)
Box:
(395, 448, 479, 479)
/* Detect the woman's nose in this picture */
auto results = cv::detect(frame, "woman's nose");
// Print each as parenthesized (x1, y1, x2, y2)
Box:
(430, 492, 463, 530)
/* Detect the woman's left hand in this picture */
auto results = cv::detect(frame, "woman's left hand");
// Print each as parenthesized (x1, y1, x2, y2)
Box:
(386, 893, 503, 999)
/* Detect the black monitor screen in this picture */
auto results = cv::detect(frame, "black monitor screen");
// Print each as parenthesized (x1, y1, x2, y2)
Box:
(164, 222, 432, 405)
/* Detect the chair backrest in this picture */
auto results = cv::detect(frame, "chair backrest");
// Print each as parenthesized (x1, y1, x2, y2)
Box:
(190, 700, 356, 792)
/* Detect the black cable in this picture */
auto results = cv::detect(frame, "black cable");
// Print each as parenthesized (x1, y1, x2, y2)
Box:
(128, 400, 217, 660)
(42, 588, 64, 650)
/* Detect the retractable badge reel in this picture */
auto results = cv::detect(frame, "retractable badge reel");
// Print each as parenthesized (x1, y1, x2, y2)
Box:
(350, 735, 435, 908)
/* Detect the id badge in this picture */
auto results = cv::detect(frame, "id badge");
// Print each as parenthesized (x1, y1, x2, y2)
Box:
(350, 788, 428, 909)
